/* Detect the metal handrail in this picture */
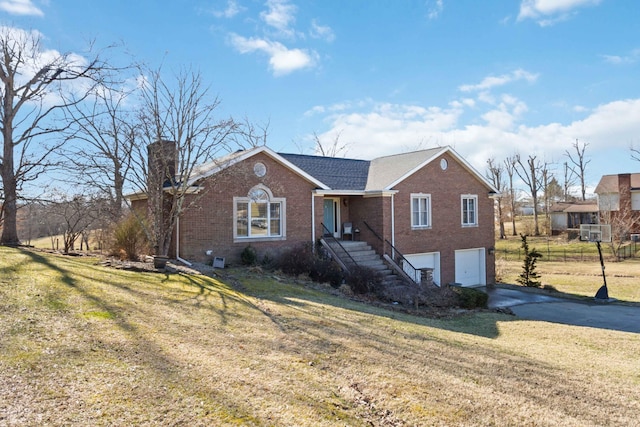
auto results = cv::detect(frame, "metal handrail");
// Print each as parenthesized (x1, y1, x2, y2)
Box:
(362, 220, 421, 285)
(320, 222, 358, 270)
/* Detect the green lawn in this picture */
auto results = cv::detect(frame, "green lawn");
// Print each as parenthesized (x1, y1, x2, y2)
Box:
(2, 246, 640, 426)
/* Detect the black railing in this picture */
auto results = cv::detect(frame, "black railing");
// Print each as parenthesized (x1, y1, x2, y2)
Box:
(320, 223, 358, 271)
(362, 221, 420, 285)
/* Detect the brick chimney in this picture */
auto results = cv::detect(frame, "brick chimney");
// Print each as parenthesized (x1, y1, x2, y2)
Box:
(618, 173, 631, 211)
(147, 140, 177, 192)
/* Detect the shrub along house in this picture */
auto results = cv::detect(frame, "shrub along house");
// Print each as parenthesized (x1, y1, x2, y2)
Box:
(134, 143, 498, 287)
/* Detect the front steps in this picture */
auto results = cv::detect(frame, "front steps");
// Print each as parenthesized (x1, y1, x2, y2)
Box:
(326, 240, 404, 286)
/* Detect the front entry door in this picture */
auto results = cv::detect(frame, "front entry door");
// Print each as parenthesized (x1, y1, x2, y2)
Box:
(323, 198, 340, 237)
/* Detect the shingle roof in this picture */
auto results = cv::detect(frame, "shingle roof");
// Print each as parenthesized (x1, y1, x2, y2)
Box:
(365, 148, 444, 190)
(278, 153, 370, 191)
(550, 201, 598, 213)
(594, 173, 640, 194)
(180, 145, 496, 193)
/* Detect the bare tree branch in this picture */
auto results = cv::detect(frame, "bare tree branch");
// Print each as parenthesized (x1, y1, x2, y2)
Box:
(128, 65, 239, 256)
(504, 156, 518, 236)
(60, 83, 137, 222)
(564, 139, 590, 201)
(0, 26, 117, 245)
(486, 158, 506, 239)
(515, 154, 548, 236)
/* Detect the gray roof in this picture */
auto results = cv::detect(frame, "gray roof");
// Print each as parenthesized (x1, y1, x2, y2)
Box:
(366, 148, 444, 190)
(183, 145, 496, 193)
(278, 153, 370, 191)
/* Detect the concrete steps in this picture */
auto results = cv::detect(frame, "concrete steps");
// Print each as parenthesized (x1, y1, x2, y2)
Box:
(326, 240, 403, 286)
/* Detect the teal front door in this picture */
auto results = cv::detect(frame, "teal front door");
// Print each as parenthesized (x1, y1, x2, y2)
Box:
(323, 199, 339, 237)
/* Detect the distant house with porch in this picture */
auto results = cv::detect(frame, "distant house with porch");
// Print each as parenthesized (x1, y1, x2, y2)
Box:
(549, 200, 599, 235)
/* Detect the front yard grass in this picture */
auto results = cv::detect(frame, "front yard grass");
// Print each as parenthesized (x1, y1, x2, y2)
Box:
(2, 246, 640, 426)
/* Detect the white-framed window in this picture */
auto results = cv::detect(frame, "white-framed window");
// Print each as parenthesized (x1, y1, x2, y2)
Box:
(411, 194, 431, 228)
(461, 195, 478, 227)
(234, 185, 285, 240)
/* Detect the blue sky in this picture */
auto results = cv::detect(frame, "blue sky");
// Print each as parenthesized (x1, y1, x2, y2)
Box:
(2, 0, 639, 195)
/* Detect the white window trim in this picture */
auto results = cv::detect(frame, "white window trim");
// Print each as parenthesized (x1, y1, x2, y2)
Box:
(233, 186, 286, 242)
(461, 194, 478, 227)
(411, 193, 432, 229)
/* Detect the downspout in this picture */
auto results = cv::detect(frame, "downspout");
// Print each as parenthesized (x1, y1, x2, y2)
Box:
(391, 193, 396, 259)
(311, 192, 316, 243)
(176, 216, 192, 267)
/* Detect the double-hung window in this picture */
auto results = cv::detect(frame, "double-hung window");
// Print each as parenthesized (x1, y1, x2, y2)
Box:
(235, 186, 285, 239)
(411, 194, 431, 228)
(461, 195, 478, 227)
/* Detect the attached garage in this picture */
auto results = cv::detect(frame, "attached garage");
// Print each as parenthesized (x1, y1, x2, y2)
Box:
(454, 248, 486, 287)
(404, 252, 441, 286)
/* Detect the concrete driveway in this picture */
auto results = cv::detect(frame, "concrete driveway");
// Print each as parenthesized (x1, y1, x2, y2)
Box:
(483, 286, 640, 334)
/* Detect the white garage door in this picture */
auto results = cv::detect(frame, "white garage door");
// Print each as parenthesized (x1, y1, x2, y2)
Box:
(455, 248, 486, 287)
(404, 252, 441, 286)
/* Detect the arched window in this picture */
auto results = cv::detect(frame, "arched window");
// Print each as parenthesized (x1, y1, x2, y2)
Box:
(234, 185, 285, 239)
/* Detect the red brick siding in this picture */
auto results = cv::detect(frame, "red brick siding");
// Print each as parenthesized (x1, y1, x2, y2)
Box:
(391, 153, 495, 285)
(349, 196, 391, 254)
(178, 152, 317, 264)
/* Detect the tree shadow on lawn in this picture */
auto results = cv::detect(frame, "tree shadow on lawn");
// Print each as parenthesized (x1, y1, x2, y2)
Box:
(209, 268, 508, 339)
(11, 249, 640, 425)
(13, 248, 272, 421)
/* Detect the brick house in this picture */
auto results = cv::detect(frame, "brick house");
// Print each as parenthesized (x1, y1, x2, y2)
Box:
(595, 173, 640, 237)
(138, 144, 498, 287)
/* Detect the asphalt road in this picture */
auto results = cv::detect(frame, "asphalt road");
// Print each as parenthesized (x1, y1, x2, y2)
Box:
(483, 286, 640, 334)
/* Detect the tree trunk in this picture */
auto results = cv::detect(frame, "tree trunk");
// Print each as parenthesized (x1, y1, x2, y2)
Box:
(0, 159, 19, 246)
(498, 204, 506, 239)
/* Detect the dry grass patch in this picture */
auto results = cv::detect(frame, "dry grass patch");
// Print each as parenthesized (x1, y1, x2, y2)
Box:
(2, 247, 640, 426)
(497, 258, 640, 302)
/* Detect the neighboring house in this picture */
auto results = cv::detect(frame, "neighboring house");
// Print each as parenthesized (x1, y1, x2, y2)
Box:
(549, 201, 599, 235)
(136, 143, 498, 287)
(594, 173, 640, 236)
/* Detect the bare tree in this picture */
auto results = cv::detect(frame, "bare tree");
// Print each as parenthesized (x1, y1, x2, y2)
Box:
(515, 154, 547, 236)
(50, 194, 97, 254)
(504, 156, 518, 236)
(564, 139, 590, 201)
(62, 85, 137, 223)
(312, 130, 348, 157)
(486, 158, 506, 239)
(0, 26, 113, 245)
(129, 65, 238, 257)
(562, 161, 577, 201)
(231, 116, 270, 149)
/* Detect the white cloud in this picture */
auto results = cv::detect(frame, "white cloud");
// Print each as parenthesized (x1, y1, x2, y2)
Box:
(459, 69, 538, 92)
(518, 0, 601, 25)
(260, 0, 297, 38)
(427, 0, 443, 20)
(210, 0, 244, 18)
(310, 19, 335, 42)
(225, 0, 328, 75)
(309, 102, 464, 158)
(229, 33, 317, 76)
(602, 49, 640, 65)
(0, 0, 43, 16)
(309, 97, 640, 183)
